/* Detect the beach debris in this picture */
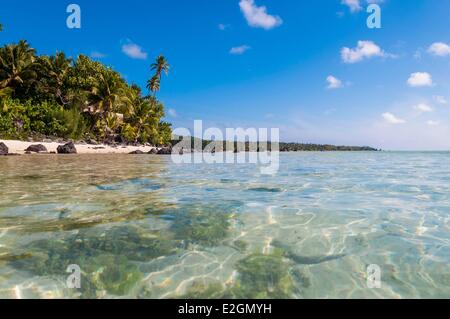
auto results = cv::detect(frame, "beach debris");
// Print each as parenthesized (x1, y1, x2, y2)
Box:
(57, 141, 77, 154)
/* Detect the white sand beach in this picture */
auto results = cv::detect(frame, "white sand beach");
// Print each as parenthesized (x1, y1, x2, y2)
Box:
(0, 139, 157, 155)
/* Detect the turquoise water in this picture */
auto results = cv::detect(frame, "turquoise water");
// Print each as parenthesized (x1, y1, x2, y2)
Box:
(0, 152, 449, 298)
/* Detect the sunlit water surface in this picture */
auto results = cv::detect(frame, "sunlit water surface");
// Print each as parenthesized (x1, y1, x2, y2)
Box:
(0, 152, 449, 299)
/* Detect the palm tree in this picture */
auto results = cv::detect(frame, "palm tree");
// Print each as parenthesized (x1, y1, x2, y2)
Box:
(88, 69, 129, 115)
(147, 55, 169, 97)
(36, 52, 73, 105)
(146, 75, 160, 97)
(0, 40, 37, 91)
(151, 55, 170, 79)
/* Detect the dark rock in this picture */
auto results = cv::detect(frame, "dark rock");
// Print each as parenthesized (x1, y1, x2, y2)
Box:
(114, 135, 126, 144)
(57, 142, 77, 154)
(86, 138, 98, 145)
(148, 148, 158, 154)
(104, 135, 125, 146)
(129, 150, 144, 155)
(157, 147, 172, 155)
(25, 151, 32, 155)
(25, 144, 48, 153)
(0, 142, 9, 155)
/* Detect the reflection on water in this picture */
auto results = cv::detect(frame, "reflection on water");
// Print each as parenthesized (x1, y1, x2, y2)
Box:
(0, 153, 449, 298)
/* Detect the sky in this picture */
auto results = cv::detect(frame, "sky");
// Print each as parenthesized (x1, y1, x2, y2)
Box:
(1, 0, 450, 150)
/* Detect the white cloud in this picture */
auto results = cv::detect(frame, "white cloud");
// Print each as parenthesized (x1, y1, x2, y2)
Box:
(239, 0, 282, 30)
(341, 0, 362, 12)
(122, 41, 148, 60)
(230, 45, 251, 55)
(427, 120, 439, 127)
(90, 51, 106, 59)
(414, 103, 433, 113)
(167, 108, 177, 117)
(326, 75, 344, 89)
(341, 41, 391, 63)
(342, 0, 384, 13)
(433, 95, 447, 105)
(407, 72, 433, 87)
(382, 112, 406, 124)
(428, 42, 450, 57)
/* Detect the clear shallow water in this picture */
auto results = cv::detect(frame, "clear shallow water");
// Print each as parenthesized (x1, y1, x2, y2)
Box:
(0, 152, 449, 299)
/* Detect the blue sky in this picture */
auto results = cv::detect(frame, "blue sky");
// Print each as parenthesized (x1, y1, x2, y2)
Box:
(1, 0, 450, 150)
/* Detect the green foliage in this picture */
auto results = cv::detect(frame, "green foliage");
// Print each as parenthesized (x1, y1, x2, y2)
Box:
(0, 98, 87, 140)
(0, 41, 172, 145)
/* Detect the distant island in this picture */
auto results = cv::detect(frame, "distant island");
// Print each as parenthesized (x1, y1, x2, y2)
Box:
(171, 136, 379, 153)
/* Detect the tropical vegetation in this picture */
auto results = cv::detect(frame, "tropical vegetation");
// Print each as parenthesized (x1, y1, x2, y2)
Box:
(0, 39, 172, 145)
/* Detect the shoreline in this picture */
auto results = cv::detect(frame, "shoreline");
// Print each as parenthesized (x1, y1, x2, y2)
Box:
(0, 139, 157, 155)
(0, 138, 382, 156)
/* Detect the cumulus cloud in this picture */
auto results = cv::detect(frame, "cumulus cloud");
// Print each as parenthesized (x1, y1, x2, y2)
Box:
(428, 42, 450, 57)
(326, 75, 344, 89)
(122, 41, 148, 60)
(433, 95, 447, 105)
(407, 72, 433, 87)
(414, 103, 433, 113)
(427, 120, 439, 127)
(341, 41, 391, 63)
(230, 45, 251, 55)
(382, 112, 406, 124)
(239, 0, 282, 30)
(341, 0, 362, 12)
(342, 0, 384, 12)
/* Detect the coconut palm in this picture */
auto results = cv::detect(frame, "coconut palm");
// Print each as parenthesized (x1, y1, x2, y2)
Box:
(36, 52, 73, 105)
(151, 55, 170, 80)
(0, 40, 37, 91)
(147, 55, 169, 97)
(146, 75, 160, 97)
(88, 69, 129, 116)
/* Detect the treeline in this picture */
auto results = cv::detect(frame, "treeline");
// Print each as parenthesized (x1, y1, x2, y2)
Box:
(278, 143, 378, 152)
(0, 40, 172, 145)
(172, 137, 378, 152)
